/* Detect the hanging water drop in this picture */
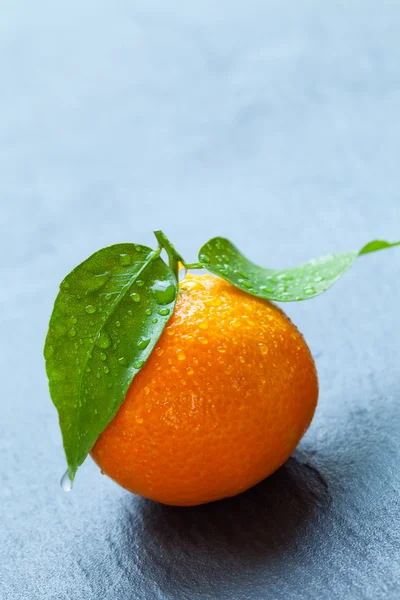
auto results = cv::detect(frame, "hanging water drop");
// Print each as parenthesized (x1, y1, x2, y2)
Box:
(60, 470, 73, 492)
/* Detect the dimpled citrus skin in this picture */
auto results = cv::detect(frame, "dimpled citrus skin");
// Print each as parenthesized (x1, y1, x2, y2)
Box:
(91, 274, 318, 506)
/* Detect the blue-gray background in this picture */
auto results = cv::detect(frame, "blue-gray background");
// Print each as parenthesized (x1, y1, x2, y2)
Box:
(1, 2, 400, 599)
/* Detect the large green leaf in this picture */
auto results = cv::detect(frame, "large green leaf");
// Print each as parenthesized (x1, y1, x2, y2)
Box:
(44, 243, 177, 481)
(198, 238, 400, 302)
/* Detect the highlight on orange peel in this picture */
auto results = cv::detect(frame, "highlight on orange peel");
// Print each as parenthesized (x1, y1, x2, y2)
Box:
(91, 274, 318, 506)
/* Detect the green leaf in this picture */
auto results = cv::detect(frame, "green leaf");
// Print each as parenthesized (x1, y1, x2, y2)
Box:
(44, 243, 178, 481)
(198, 237, 400, 302)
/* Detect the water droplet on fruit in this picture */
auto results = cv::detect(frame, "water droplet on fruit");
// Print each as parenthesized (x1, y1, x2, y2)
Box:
(135, 416, 143, 424)
(85, 305, 96, 314)
(259, 343, 269, 355)
(60, 470, 73, 492)
(187, 367, 194, 375)
(158, 308, 170, 316)
(96, 330, 111, 349)
(137, 337, 150, 350)
(119, 253, 131, 266)
(151, 281, 175, 305)
(177, 350, 186, 360)
(130, 293, 141, 303)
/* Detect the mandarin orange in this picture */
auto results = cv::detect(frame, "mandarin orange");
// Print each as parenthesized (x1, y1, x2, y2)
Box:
(91, 274, 318, 506)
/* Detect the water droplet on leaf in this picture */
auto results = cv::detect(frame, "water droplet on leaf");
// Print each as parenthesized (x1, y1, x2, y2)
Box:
(130, 293, 141, 303)
(137, 337, 150, 350)
(96, 330, 111, 349)
(119, 253, 131, 266)
(44, 345, 54, 359)
(99, 352, 107, 361)
(85, 305, 96, 314)
(84, 272, 111, 292)
(158, 308, 170, 316)
(152, 281, 175, 305)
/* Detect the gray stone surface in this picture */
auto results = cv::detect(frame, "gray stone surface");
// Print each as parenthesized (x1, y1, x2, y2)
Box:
(1, 2, 400, 599)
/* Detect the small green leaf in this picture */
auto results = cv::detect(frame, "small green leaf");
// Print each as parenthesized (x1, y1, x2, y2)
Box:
(44, 243, 177, 481)
(199, 237, 400, 302)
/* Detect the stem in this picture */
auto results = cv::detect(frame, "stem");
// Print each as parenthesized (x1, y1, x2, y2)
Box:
(153, 231, 203, 279)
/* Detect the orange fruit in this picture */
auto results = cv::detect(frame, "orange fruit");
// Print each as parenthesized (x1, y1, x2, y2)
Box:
(91, 274, 318, 506)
